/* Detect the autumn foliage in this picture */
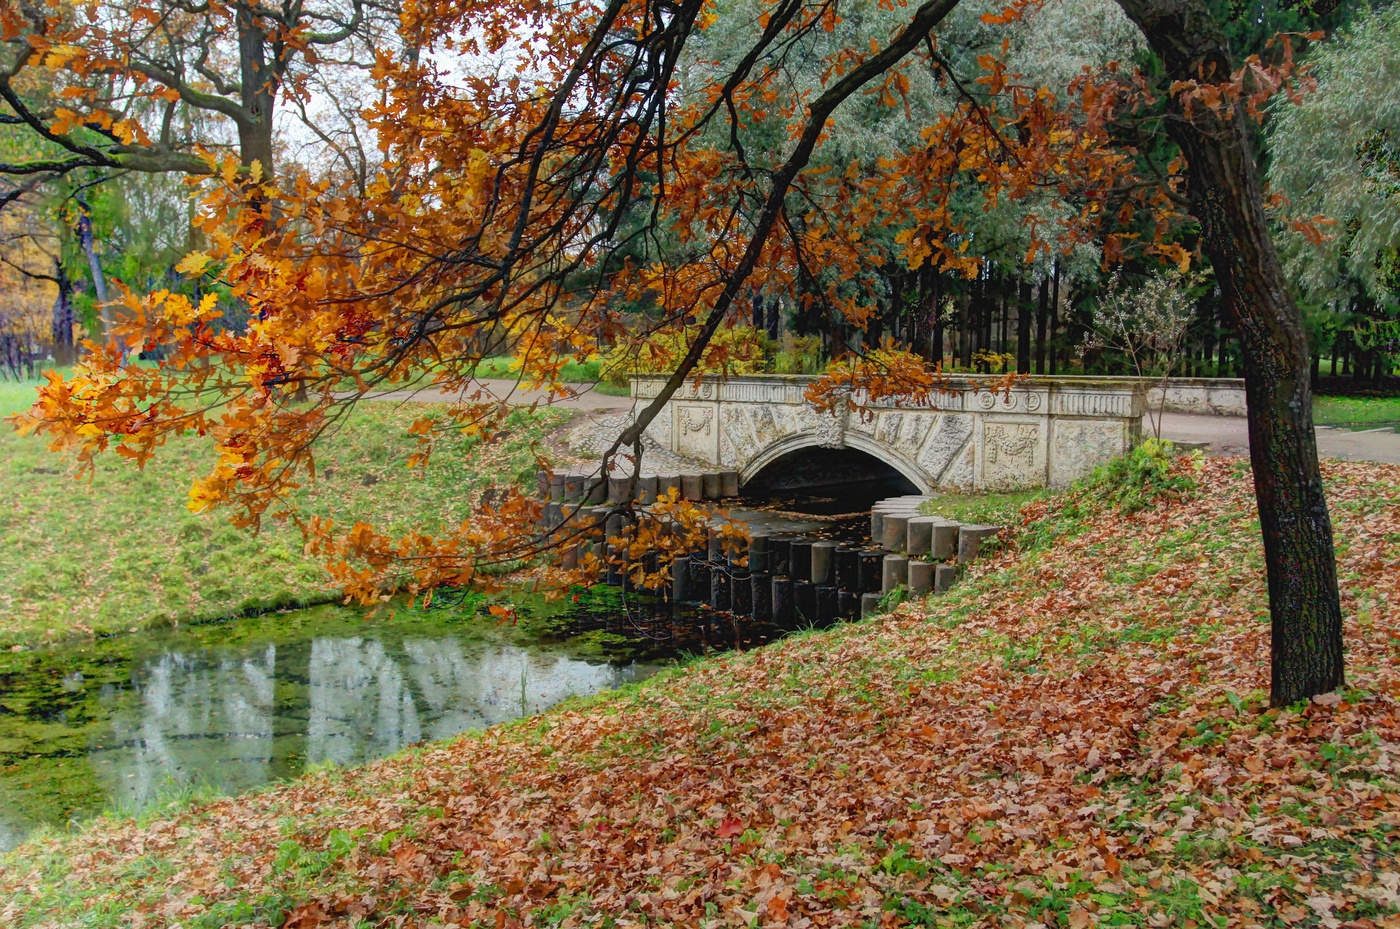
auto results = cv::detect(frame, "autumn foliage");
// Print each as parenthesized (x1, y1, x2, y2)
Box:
(4, 0, 1330, 621)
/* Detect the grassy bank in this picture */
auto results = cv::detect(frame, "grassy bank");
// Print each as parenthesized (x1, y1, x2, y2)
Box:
(4, 456, 1398, 927)
(1314, 395, 1400, 426)
(0, 378, 564, 647)
(471, 356, 631, 396)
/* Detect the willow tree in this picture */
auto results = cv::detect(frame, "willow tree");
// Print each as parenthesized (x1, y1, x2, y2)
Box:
(16, 0, 1344, 705)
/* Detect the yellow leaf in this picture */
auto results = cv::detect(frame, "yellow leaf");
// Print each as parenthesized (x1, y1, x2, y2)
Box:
(175, 251, 213, 276)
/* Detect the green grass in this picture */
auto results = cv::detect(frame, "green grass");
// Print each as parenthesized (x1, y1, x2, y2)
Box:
(1313, 395, 1400, 426)
(471, 355, 601, 383)
(470, 356, 632, 396)
(915, 488, 1046, 526)
(0, 378, 565, 647)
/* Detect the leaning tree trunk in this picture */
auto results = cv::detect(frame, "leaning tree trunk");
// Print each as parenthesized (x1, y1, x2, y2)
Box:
(1116, 0, 1344, 705)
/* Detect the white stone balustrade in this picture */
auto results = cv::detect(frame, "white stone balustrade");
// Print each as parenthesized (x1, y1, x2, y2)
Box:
(629, 374, 1147, 492)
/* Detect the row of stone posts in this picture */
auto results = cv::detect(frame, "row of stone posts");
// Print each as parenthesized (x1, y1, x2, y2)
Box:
(535, 468, 740, 508)
(529, 476, 1003, 630)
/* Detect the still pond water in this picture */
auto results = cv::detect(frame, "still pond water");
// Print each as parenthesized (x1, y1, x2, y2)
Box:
(0, 592, 688, 852)
(0, 502, 865, 852)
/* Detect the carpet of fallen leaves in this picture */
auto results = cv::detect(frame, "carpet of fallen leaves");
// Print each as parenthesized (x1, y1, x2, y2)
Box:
(3, 458, 1399, 929)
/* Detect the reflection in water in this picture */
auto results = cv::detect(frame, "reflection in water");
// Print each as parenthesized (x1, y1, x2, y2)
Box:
(0, 619, 655, 851)
(1, 498, 881, 851)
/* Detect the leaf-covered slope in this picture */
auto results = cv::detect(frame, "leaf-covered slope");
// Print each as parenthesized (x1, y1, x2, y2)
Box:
(3, 458, 1399, 928)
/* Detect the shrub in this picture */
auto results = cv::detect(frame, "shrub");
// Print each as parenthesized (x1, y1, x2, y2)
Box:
(1082, 438, 1202, 514)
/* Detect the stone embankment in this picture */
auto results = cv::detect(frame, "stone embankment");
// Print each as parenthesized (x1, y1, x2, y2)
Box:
(527, 476, 1003, 629)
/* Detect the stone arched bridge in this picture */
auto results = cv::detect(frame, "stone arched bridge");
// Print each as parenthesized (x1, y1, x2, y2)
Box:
(629, 374, 1147, 493)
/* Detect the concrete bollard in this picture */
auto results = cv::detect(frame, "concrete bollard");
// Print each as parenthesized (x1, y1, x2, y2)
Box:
(604, 543, 623, 586)
(794, 580, 816, 625)
(931, 522, 959, 560)
(545, 501, 562, 530)
(563, 473, 584, 502)
(810, 541, 836, 586)
(550, 474, 566, 502)
(906, 516, 939, 558)
(771, 576, 794, 627)
(879, 514, 910, 552)
(935, 563, 957, 593)
(815, 585, 839, 626)
(861, 592, 883, 619)
(658, 475, 682, 501)
(870, 510, 884, 542)
(858, 550, 884, 594)
(751, 572, 772, 622)
(748, 533, 770, 573)
(731, 570, 752, 616)
(907, 560, 934, 596)
(702, 472, 723, 500)
(769, 537, 792, 577)
(607, 476, 630, 504)
(636, 475, 659, 505)
(536, 469, 552, 499)
(839, 590, 859, 620)
(582, 476, 607, 504)
(789, 539, 813, 581)
(672, 556, 691, 602)
(710, 570, 731, 611)
(958, 525, 1001, 563)
(561, 543, 579, 571)
(605, 511, 624, 542)
(690, 558, 711, 597)
(835, 545, 859, 591)
(720, 470, 740, 497)
(882, 554, 909, 594)
(681, 473, 704, 500)
(707, 530, 725, 562)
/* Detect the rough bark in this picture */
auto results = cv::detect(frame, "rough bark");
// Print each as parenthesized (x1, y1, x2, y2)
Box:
(236, 1, 278, 175)
(1114, 0, 1344, 705)
(51, 260, 76, 366)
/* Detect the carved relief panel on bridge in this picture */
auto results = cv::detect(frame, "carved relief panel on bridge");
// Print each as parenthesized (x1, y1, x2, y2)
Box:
(674, 402, 720, 464)
(981, 422, 1046, 489)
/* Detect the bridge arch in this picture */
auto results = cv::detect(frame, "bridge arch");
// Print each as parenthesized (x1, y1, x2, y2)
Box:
(739, 432, 934, 495)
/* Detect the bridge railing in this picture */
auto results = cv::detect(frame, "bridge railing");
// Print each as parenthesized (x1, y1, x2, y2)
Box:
(628, 374, 1148, 491)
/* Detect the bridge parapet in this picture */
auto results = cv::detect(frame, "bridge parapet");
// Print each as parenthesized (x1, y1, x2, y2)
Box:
(630, 374, 1145, 493)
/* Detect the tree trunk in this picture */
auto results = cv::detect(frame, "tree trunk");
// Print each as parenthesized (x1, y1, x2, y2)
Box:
(1048, 263, 1060, 374)
(51, 261, 76, 366)
(236, 1, 277, 176)
(1017, 277, 1032, 373)
(75, 203, 114, 345)
(1034, 273, 1049, 374)
(958, 275, 973, 368)
(1116, 0, 1343, 705)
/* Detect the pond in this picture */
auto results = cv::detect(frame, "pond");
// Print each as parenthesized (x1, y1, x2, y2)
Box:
(0, 594, 678, 852)
(0, 499, 873, 852)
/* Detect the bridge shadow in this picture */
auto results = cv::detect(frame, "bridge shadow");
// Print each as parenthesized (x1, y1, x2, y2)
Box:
(741, 446, 918, 515)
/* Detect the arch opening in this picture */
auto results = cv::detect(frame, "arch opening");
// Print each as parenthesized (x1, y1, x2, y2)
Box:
(741, 446, 919, 515)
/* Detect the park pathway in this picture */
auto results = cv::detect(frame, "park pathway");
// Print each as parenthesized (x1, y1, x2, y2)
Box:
(1159, 412, 1400, 466)
(359, 379, 1400, 467)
